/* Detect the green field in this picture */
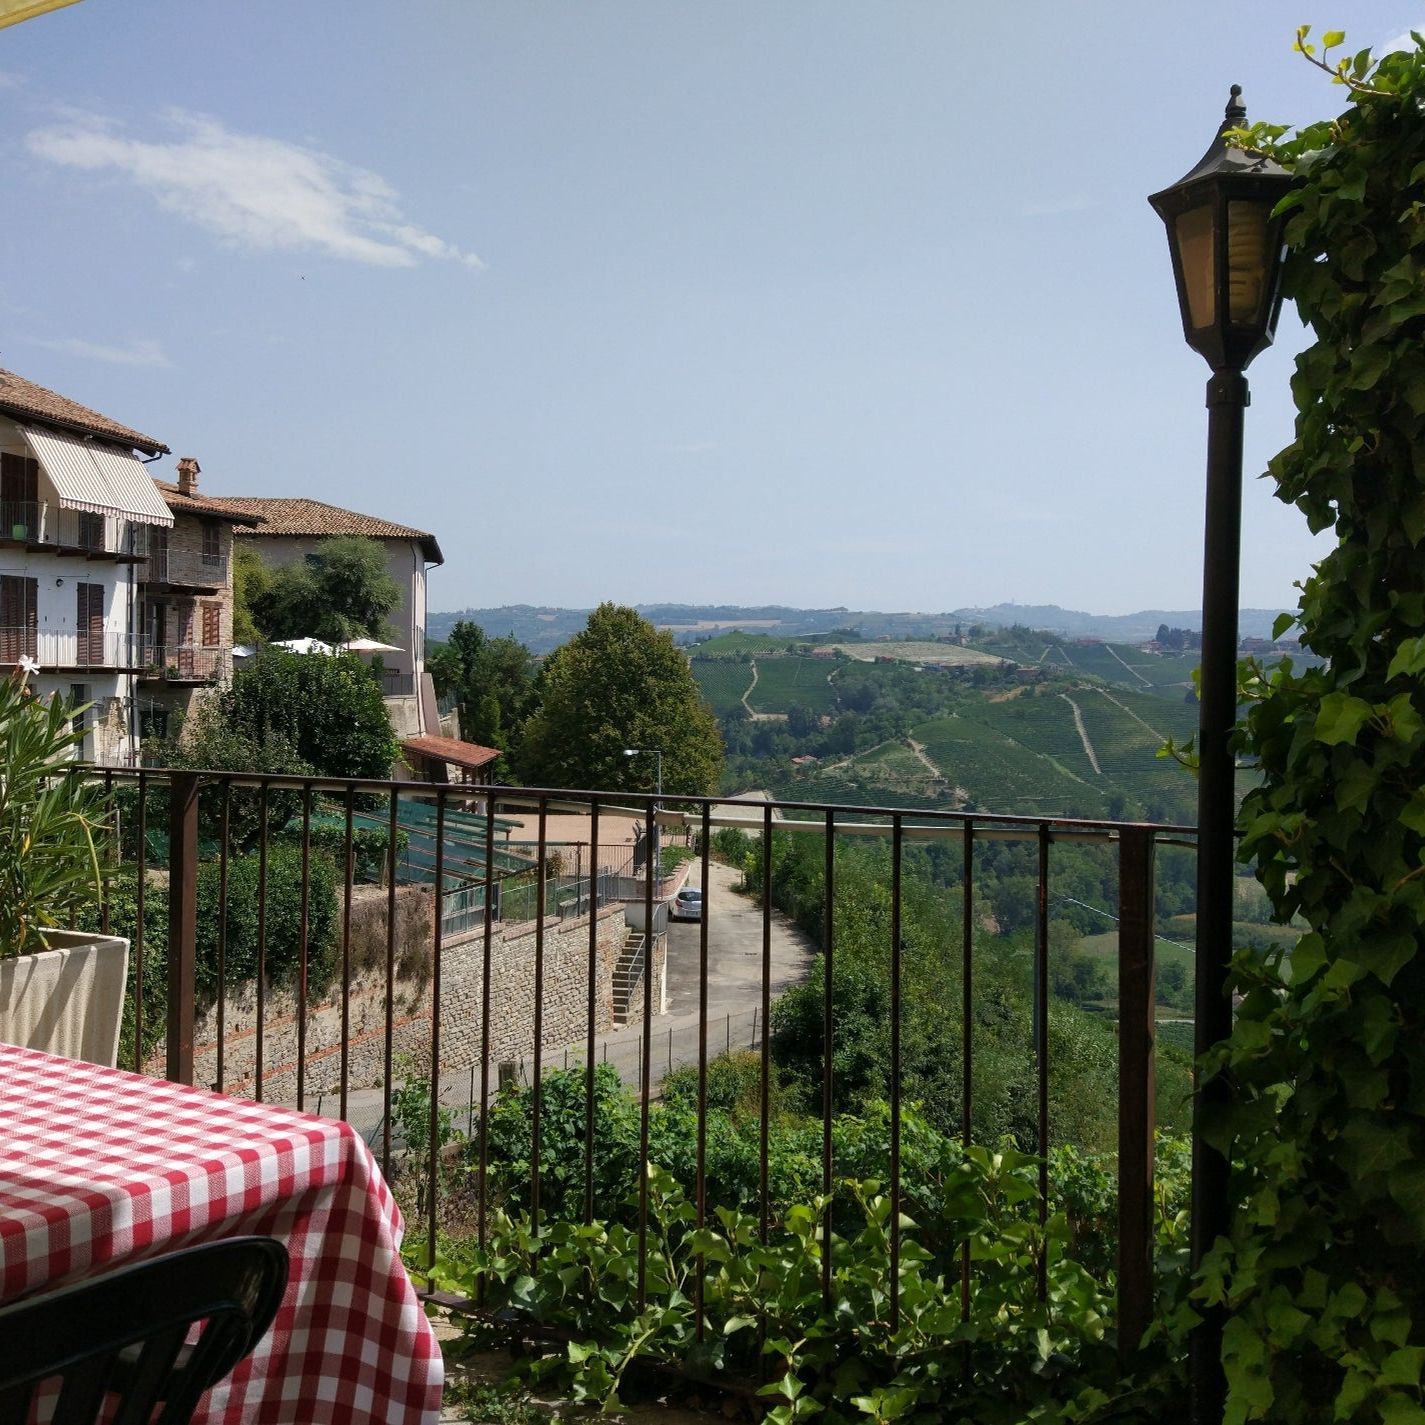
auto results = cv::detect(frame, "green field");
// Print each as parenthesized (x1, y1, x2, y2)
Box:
(694, 631, 817, 656)
(691, 660, 754, 715)
(911, 713, 1109, 817)
(745, 656, 841, 714)
(971, 691, 1099, 781)
(1072, 686, 1198, 820)
(1018, 640, 1200, 698)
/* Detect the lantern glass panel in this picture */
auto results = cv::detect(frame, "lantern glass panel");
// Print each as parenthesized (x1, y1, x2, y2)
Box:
(1227, 199, 1272, 324)
(1175, 204, 1216, 329)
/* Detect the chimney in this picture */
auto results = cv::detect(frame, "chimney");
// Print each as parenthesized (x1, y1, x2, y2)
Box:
(176, 457, 200, 496)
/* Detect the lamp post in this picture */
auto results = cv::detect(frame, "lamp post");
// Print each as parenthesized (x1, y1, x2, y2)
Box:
(1149, 87, 1292, 1425)
(623, 747, 663, 879)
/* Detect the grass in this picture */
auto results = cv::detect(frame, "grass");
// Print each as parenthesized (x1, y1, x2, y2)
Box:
(745, 655, 841, 714)
(911, 712, 1109, 817)
(690, 659, 754, 715)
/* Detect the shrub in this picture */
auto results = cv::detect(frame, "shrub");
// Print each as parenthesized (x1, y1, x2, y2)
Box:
(194, 844, 339, 995)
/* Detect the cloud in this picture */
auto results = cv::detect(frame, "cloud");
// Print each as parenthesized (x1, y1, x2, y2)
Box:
(1381, 26, 1425, 54)
(34, 335, 171, 367)
(25, 110, 482, 270)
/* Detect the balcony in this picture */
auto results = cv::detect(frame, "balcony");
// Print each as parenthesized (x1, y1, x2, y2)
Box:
(83, 769, 1187, 1415)
(141, 547, 228, 592)
(0, 626, 134, 671)
(0, 501, 140, 561)
(379, 667, 417, 696)
(136, 644, 230, 685)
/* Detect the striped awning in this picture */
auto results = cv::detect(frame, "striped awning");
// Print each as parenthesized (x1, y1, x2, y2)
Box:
(0, 0, 83, 29)
(21, 426, 174, 527)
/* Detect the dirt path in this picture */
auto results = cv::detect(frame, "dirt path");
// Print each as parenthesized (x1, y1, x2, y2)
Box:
(823, 736, 894, 773)
(1107, 644, 1153, 687)
(740, 659, 784, 721)
(905, 736, 941, 777)
(1094, 685, 1167, 739)
(1058, 693, 1101, 774)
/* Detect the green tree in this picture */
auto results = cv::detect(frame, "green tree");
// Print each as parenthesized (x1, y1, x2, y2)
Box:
(149, 695, 312, 850)
(428, 621, 536, 758)
(257, 535, 401, 644)
(515, 603, 722, 794)
(1202, 35, 1425, 1423)
(222, 649, 398, 779)
(231, 543, 272, 645)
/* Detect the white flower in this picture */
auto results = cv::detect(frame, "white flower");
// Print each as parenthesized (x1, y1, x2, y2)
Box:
(16, 654, 39, 678)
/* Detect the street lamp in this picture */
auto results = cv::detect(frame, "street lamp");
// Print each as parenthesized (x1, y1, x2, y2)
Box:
(623, 748, 663, 877)
(1149, 86, 1292, 1425)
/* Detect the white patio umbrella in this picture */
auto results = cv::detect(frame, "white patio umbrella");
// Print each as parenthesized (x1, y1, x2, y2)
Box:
(339, 637, 403, 654)
(272, 637, 337, 656)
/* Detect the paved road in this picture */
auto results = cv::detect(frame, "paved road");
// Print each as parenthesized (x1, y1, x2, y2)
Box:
(664, 858, 815, 1025)
(317, 859, 816, 1142)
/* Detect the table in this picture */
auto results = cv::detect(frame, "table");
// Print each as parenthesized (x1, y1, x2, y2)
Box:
(0, 1043, 443, 1423)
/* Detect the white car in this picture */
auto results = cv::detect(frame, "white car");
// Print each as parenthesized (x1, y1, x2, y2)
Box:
(671, 887, 703, 921)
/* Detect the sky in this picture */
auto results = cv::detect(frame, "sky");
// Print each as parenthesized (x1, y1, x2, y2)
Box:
(0, 2, 1418, 618)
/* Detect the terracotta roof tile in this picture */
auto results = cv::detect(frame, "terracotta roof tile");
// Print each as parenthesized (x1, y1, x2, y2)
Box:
(152, 480, 265, 525)
(402, 735, 500, 772)
(218, 497, 442, 564)
(0, 368, 167, 454)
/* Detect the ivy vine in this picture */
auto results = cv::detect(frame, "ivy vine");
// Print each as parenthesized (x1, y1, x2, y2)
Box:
(1207, 29, 1425, 1425)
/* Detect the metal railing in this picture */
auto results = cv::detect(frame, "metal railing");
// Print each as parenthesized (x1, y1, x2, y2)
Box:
(138, 645, 230, 684)
(0, 501, 129, 556)
(0, 626, 133, 669)
(380, 668, 417, 696)
(144, 548, 229, 588)
(82, 769, 1188, 1369)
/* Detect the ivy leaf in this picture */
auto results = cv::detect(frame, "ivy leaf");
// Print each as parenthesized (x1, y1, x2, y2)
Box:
(1314, 692, 1373, 745)
(1387, 637, 1425, 680)
(1388, 1162, 1425, 1236)
(1382, 1346, 1425, 1388)
(1379, 1394, 1425, 1425)
(1341, 1116, 1414, 1176)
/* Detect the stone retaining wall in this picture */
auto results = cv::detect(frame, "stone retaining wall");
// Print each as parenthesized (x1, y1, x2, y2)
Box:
(184, 882, 633, 1101)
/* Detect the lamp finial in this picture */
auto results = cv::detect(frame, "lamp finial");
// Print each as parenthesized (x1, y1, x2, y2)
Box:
(1225, 84, 1246, 123)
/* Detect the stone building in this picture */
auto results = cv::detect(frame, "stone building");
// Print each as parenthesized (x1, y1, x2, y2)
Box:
(134, 458, 263, 744)
(0, 367, 173, 764)
(216, 497, 442, 737)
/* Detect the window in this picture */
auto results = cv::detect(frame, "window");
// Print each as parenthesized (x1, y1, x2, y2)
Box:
(139, 706, 169, 741)
(0, 575, 37, 662)
(75, 510, 105, 552)
(76, 583, 105, 666)
(0, 453, 38, 541)
(150, 527, 170, 582)
(70, 684, 89, 743)
(201, 523, 222, 566)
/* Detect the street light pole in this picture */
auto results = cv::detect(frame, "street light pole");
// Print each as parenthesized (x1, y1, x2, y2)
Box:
(623, 747, 663, 879)
(1149, 87, 1292, 1425)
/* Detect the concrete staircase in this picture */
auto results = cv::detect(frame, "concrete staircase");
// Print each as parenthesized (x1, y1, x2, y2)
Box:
(611, 932, 647, 1025)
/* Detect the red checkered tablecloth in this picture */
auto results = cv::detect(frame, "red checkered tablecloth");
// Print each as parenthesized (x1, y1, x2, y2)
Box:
(0, 1043, 443, 1423)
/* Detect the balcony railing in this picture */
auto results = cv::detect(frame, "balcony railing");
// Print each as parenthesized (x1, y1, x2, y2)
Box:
(78, 769, 1191, 1370)
(0, 501, 133, 558)
(380, 668, 417, 696)
(137, 644, 230, 684)
(0, 626, 134, 669)
(143, 548, 229, 589)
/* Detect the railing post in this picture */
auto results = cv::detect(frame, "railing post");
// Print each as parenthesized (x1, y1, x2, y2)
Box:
(165, 770, 199, 1086)
(1117, 825, 1157, 1359)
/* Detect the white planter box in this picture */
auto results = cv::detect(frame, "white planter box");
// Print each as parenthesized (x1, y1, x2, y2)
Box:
(0, 931, 130, 1067)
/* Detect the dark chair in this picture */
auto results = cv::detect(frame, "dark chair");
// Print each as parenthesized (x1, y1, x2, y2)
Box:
(0, 1236, 289, 1425)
